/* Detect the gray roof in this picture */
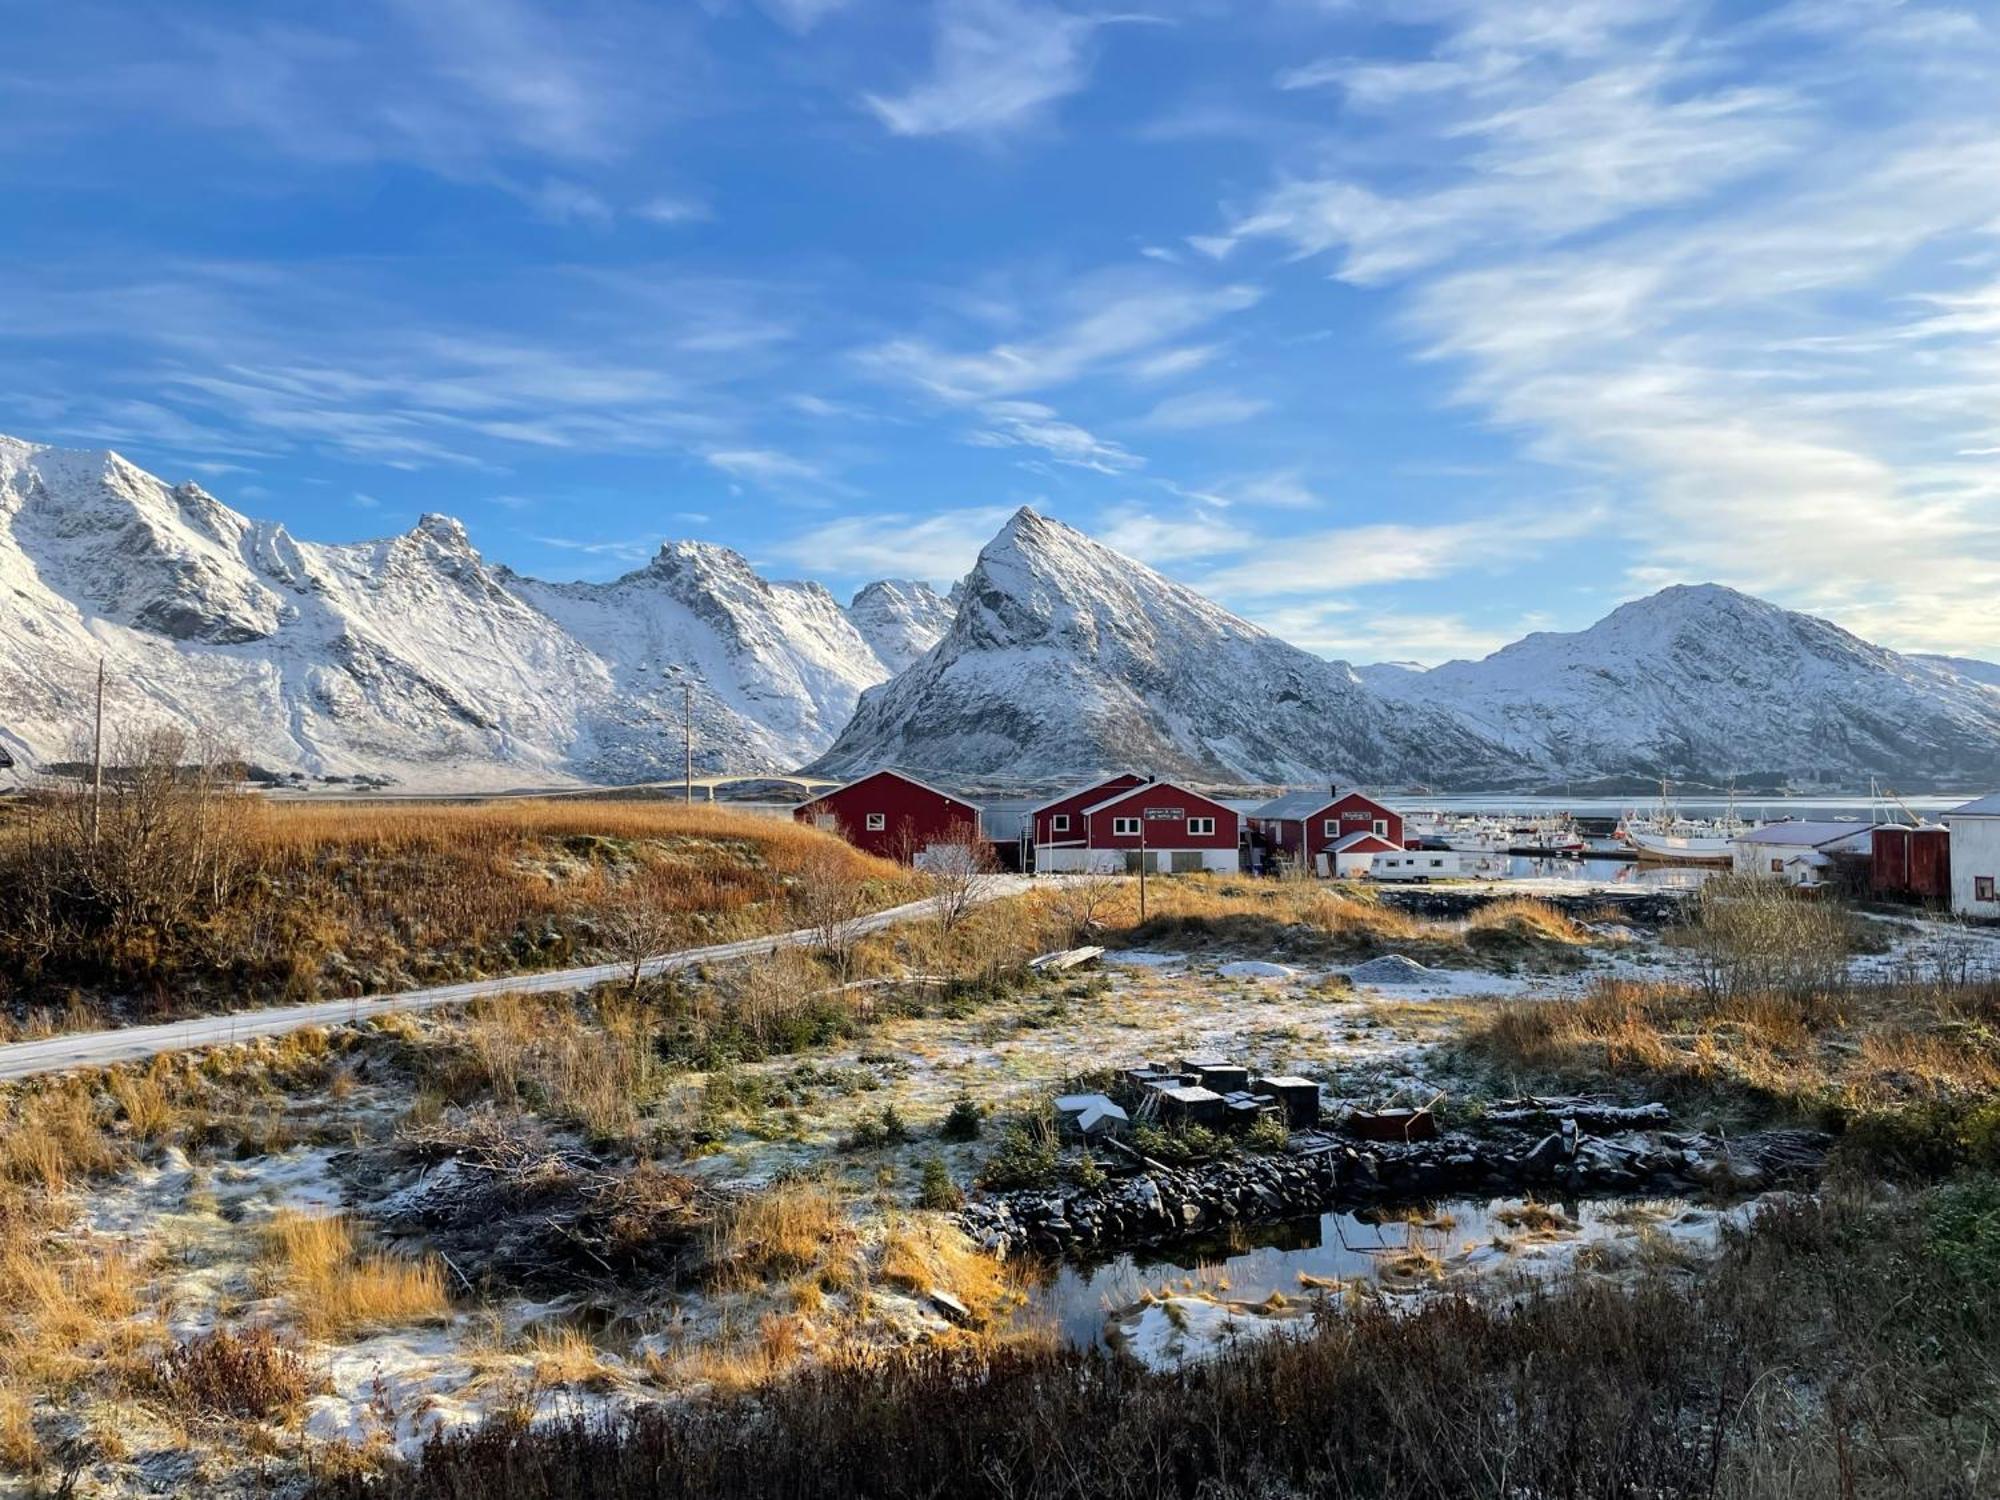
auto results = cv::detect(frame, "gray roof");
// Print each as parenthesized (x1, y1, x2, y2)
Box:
(1250, 788, 1338, 820)
(1947, 793, 2000, 818)
(1735, 820, 1872, 848)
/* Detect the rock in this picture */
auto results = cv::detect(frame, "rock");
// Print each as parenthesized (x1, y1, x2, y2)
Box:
(1349, 954, 1435, 985)
(927, 1288, 974, 1326)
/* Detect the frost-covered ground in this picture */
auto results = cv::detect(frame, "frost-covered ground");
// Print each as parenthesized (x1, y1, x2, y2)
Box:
(14, 894, 1893, 1496)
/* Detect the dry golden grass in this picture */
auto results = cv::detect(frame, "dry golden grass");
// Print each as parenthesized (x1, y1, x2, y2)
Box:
(259, 1212, 450, 1340)
(1, 794, 921, 1017)
(0, 1083, 126, 1195)
(876, 1217, 1016, 1328)
(1465, 897, 1587, 945)
(0, 1388, 39, 1472)
(709, 1181, 856, 1286)
(1051, 874, 1585, 964)
(1468, 976, 2000, 1119)
(526, 1326, 618, 1391)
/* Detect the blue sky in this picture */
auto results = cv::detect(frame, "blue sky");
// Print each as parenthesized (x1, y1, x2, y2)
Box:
(4, 0, 1998, 662)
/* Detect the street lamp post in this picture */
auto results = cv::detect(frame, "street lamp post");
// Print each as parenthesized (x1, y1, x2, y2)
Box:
(664, 665, 696, 804)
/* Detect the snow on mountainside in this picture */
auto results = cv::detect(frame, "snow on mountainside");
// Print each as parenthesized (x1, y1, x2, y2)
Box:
(845, 579, 957, 672)
(0, 436, 898, 785)
(811, 508, 1510, 786)
(1914, 653, 2000, 693)
(1367, 584, 2000, 785)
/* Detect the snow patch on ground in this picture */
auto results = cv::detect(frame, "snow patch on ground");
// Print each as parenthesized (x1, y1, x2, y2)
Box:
(1218, 960, 1303, 982)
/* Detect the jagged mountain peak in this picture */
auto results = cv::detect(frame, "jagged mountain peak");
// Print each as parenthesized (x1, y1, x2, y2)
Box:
(814, 510, 1506, 785)
(846, 578, 956, 674)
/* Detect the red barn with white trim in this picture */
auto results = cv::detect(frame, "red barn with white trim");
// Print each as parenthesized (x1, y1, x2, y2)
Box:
(1037, 775, 1239, 874)
(1249, 787, 1405, 876)
(1030, 772, 1148, 862)
(795, 770, 981, 863)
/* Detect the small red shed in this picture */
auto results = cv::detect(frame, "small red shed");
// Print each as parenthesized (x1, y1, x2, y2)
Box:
(1249, 786, 1404, 875)
(1871, 824, 1950, 905)
(795, 770, 981, 863)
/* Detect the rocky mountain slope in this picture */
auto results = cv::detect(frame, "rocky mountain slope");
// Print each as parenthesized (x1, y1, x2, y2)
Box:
(811, 508, 1511, 786)
(6, 432, 1997, 791)
(0, 436, 902, 785)
(845, 579, 957, 672)
(1362, 585, 2000, 786)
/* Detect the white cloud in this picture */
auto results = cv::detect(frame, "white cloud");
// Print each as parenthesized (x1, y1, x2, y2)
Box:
(1200, 504, 1606, 597)
(759, 0, 852, 34)
(861, 274, 1261, 400)
(772, 504, 1017, 581)
(1095, 504, 1237, 563)
(634, 195, 713, 225)
(1210, 0, 2000, 656)
(1134, 388, 1270, 430)
(969, 400, 1141, 472)
(1128, 344, 1220, 381)
(863, 0, 1102, 138)
(704, 448, 827, 486)
(1196, 468, 1321, 509)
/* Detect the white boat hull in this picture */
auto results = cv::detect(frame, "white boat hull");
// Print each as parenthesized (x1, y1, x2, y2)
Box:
(1625, 830, 1734, 864)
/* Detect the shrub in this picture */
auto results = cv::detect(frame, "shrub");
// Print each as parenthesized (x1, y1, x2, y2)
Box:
(1245, 1115, 1289, 1153)
(978, 1116, 1060, 1191)
(1130, 1122, 1228, 1166)
(1925, 1175, 2000, 1282)
(939, 1096, 984, 1142)
(916, 1156, 964, 1212)
(152, 1326, 317, 1418)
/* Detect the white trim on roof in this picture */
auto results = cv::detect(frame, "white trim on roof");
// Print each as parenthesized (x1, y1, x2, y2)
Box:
(794, 767, 983, 815)
(1080, 778, 1233, 817)
(1028, 772, 1146, 817)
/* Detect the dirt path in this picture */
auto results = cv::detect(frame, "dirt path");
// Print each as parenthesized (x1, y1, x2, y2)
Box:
(0, 875, 1032, 1081)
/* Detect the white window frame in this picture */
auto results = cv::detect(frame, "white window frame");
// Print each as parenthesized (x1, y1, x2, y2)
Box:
(865, 812, 886, 831)
(1051, 813, 1070, 833)
(1187, 816, 1215, 836)
(1112, 816, 1141, 837)
(1322, 818, 1339, 837)
(1371, 818, 1388, 836)
(1978, 875, 1997, 903)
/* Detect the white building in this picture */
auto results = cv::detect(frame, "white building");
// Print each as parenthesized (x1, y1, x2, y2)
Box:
(1942, 794, 2000, 919)
(1370, 849, 1467, 882)
(1729, 821, 1873, 886)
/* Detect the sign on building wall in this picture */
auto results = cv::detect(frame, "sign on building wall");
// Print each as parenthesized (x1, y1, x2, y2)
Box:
(1145, 807, 1182, 820)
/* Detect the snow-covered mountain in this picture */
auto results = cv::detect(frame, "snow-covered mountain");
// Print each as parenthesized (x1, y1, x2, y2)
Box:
(811, 508, 1510, 786)
(845, 579, 957, 672)
(1365, 585, 2000, 786)
(7, 433, 1997, 792)
(0, 435, 900, 786)
(1914, 653, 2000, 693)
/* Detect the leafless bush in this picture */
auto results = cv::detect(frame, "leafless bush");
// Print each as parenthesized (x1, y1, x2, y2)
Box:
(922, 826, 995, 934)
(151, 1326, 317, 1418)
(1042, 874, 1121, 946)
(794, 841, 871, 978)
(600, 878, 683, 995)
(1684, 873, 1853, 1011)
(0, 725, 250, 981)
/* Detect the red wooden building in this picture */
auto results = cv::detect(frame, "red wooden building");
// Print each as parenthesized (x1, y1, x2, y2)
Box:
(1030, 772, 1148, 855)
(1871, 824, 1950, 905)
(1248, 787, 1404, 875)
(794, 770, 981, 863)
(1036, 776, 1239, 873)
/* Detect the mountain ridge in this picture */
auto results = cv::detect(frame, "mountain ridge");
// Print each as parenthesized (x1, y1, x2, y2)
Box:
(4, 432, 1997, 791)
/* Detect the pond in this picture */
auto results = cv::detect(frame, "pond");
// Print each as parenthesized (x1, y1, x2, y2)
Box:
(1030, 1194, 1752, 1356)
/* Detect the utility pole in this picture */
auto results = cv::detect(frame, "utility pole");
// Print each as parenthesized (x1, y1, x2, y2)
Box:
(90, 657, 106, 848)
(1138, 813, 1148, 922)
(682, 673, 693, 806)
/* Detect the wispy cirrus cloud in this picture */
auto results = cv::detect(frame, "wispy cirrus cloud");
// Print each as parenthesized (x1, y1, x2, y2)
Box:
(1133, 388, 1270, 430)
(1207, 0, 2000, 656)
(969, 401, 1141, 473)
(860, 273, 1262, 401)
(863, 0, 1116, 138)
(770, 504, 1018, 583)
